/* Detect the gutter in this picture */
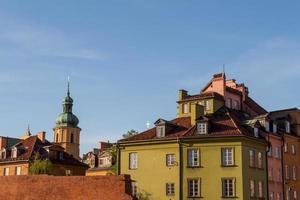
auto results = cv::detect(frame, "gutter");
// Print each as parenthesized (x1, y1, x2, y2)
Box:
(178, 138, 183, 200)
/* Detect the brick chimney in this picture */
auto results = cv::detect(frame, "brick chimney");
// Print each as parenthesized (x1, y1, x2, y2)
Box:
(178, 89, 188, 101)
(37, 132, 46, 143)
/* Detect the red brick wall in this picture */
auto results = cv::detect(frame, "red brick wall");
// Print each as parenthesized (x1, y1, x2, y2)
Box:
(0, 175, 134, 200)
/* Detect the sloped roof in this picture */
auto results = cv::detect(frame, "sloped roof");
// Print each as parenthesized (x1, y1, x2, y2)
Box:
(118, 108, 265, 143)
(244, 96, 268, 115)
(178, 92, 224, 102)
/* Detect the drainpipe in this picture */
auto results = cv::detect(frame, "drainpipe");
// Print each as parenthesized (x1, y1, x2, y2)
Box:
(117, 144, 121, 175)
(281, 135, 285, 199)
(266, 131, 270, 199)
(178, 137, 183, 200)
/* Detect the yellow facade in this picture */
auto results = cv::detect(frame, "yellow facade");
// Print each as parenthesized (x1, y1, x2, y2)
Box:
(120, 137, 267, 200)
(0, 163, 29, 176)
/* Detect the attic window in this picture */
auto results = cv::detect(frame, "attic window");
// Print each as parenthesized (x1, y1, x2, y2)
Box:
(254, 127, 259, 138)
(197, 123, 207, 134)
(183, 104, 189, 114)
(286, 121, 291, 133)
(156, 126, 165, 138)
(0, 149, 6, 159)
(265, 121, 270, 132)
(11, 147, 18, 158)
(273, 124, 277, 133)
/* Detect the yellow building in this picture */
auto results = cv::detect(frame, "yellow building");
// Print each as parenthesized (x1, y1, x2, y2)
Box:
(118, 73, 269, 200)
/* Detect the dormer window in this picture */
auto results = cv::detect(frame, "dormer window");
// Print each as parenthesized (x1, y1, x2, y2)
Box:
(197, 123, 207, 135)
(265, 121, 270, 132)
(156, 126, 165, 138)
(286, 121, 291, 133)
(11, 147, 18, 158)
(0, 149, 6, 159)
(254, 127, 259, 138)
(183, 103, 189, 114)
(273, 124, 277, 133)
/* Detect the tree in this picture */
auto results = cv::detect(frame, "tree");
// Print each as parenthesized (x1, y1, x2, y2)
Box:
(108, 144, 118, 175)
(122, 129, 138, 139)
(29, 153, 53, 175)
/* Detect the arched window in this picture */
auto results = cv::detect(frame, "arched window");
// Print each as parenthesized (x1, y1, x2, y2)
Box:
(56, 133, 59, 142)
(70, 133, 74, 143)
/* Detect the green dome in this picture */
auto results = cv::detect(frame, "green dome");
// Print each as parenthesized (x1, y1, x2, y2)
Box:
(56, 112, 79, 127)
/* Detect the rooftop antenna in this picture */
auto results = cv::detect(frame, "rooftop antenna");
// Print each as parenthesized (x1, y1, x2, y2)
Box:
(26, 124, 31, 136)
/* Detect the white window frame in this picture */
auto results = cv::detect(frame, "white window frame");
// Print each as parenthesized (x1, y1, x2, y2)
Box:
(292, 166, 297, 180)
(249, 150, 255, 167)
(273, 124, 277, 133)
(166, 154, 175, 166)
(268, 146, 272, 157)
(291, 144, 296, 155)
(286, 121, 291, 133)
(197, 123, 207, 134)
(15, 166, 21, 175)
(188, 179, 200, 197)
(265, 121, 270, 132)
(166, 183, 175, 196)
(222, 178, 235, 197)
(250, 180, 255, 197)
(284, 143, 288, 153)
(156, 126, 165, 138)
(205, 101, 210, 111)
(257, 152, 263, 169)
(131, 181, 137, 197)
(3, 167, 9, 176)
(275, 147, 281, 159)
(222, 148, 234, 166)
(129, 153, 138, 169)
(258, 181, 264, 198)
(285, 165, 290, 180)
(183, 103, 189, 114)
(188, 149, 199, 167)
(254, 127, 259, 137)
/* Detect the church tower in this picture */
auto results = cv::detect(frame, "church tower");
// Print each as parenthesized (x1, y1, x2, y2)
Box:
(54, 81, 81, 160)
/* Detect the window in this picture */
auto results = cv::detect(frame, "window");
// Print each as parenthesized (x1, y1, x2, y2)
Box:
(166, 154, 175, 166)
(131, 182, 137, 197)
(285, 165, 290, 180)
(249, 150, 255, 167)
(233, 100, 239, 110)
(258, 181, 264, 198)
(222, 148, 234, 166)
(129, 153, 138, 169)
(257, 152, 263, 169)
(183, 103, 189, 114)
(254, 127, 259, 138)
(156, 126, 165, 138)
(250, 180, 255, 197)
(188, 179, 200, 197)
(275, 147, 281, 159)
(70, 133, 74, 143)
(15, 166, 21, 175)
(197, 123, 207, 134)
(269, 168, 274, 180)
(11, 147, 17, 158)
(222, 178, 235, 197)
(284, 143, 288, 153)
(205, 101, 210, 110)
(286, 121, 291, 133)
(294, 191, 297, 200)
(188, 149, 199, 167)
(56, 133, 59, 142)
(65, 169, 72, 176)
(273, 124, 277, 133)
(268, 146, 272, 157)
(166, 183, 175, 196)
(0, 149, 6, 159)
(57, 151, 63, 160)
(292, 144, 296, 155)
(3, 167, 9, 176)
(277, 193, 281, 200)
(226, 98, 232, 108)
(292, 166, 297, 180)
(265, 121, 270, 132)
(270, 192, 274, 200)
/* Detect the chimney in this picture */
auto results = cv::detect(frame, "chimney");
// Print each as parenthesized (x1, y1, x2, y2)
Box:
(178, 90, 188, 101)
(190, 103, 205, 125)
(37, 131, 46, 143)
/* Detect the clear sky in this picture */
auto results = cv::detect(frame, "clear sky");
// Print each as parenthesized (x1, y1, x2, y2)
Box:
(0, 1, 299, 154)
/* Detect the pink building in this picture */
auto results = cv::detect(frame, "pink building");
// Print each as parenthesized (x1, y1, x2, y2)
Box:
(267, 133, 284, 200)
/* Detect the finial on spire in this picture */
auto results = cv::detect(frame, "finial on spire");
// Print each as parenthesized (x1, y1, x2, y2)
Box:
(67, 76, 70, 96)
(26, 124, 31, 136)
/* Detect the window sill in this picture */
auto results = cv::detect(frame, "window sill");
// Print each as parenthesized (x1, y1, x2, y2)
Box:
(221, 196, 238, 199)
(221, 165, 238, 168)
(128, 168, 137, 170)
(187, 166, 203, 169)
(187, 196, 203, 199)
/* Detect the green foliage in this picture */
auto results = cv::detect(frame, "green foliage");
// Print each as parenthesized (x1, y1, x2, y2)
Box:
(109, 144, 118, 175)
(136, 191, 151, 200)
(29, 153, 53, 175)
(122, 129, 138, 139)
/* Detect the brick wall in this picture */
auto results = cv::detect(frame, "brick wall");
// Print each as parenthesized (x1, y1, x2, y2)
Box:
(0, 175, 134, 200)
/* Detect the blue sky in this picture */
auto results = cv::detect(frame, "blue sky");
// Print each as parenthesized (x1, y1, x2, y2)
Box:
(0, 1, 300, 154)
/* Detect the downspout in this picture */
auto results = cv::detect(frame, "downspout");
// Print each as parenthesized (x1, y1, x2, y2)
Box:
(178, 137, 183, 200)
(117, 144, 121, 175)
(266, 131, 270, 199)
(281, 134, 285, 199)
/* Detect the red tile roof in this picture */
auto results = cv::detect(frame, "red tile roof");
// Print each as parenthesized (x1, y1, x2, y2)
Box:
(118, 108, 263, 143)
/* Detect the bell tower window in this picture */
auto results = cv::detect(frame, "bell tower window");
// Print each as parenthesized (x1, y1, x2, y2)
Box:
(70, 133, 74, 143)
